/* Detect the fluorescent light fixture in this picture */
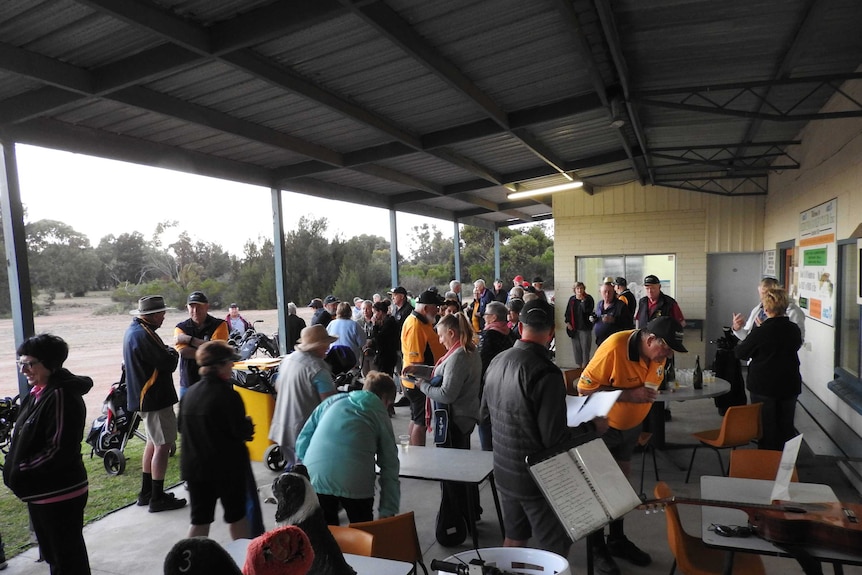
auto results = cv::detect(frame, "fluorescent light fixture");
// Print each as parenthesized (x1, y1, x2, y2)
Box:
(507, 180, 583, 200)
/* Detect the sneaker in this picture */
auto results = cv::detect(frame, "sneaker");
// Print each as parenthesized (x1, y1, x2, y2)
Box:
(393, 396, 410, 407)
(136, 492, 151, 506)
(149, 492, 187, 513)
(607, 536, 652, 566)
(590, 546, 620, 575)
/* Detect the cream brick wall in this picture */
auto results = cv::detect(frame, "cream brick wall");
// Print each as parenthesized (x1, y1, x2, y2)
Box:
(552, 184, 765, 369)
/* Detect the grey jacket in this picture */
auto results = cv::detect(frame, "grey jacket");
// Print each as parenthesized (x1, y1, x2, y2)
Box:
(420, 346, 482, 434)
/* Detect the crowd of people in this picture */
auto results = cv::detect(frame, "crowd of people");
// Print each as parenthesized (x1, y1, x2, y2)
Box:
(0, 269, 806, 575)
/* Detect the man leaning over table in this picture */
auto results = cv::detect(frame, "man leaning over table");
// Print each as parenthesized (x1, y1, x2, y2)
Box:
(578, 316, 686, 575)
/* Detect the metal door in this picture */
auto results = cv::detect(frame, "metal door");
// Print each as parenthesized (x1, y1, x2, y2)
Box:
(705, 253, 763, 365)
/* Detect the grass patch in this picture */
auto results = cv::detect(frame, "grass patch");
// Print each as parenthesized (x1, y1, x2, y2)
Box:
(1, 436, 182, 559)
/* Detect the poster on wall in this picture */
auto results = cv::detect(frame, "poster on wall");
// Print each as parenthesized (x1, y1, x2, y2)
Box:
(797, 198, 837, 326)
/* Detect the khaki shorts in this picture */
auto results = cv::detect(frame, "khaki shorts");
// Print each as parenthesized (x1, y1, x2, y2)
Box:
(141, 406, 178, 446)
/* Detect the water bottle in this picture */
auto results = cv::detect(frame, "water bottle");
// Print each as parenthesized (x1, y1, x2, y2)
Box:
(693, 355, 703, 389)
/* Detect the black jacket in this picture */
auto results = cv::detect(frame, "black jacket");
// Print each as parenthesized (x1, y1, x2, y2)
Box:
(179, 374, 253, 483)
(481, 340, 595, 499)
(735, 316, 802, 399)
(3, 369, 92, 502)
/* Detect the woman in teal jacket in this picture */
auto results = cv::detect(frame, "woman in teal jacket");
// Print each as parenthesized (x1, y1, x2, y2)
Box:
(296, 371, 400, 525)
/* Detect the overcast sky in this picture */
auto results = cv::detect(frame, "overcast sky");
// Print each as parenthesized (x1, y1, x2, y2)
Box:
(14, 144, 453, 257)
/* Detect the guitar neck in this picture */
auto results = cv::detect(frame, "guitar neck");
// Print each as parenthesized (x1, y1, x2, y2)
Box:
(647, 496, 811, 515)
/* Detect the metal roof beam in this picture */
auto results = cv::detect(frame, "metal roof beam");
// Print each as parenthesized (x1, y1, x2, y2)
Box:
(5, 118, 276, 189)
(0, 41, 93, 93)
(340, 0, 576, 178)
(76, 0, 212, 54)
(111, 87, 344, 167)
(594, 0, 654, 185)
(210, 0, 345, 54)
(341, 0, 508, 128)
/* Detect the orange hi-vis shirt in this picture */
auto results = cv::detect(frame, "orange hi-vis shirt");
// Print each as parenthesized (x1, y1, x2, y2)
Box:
(577, 329, 666, 430)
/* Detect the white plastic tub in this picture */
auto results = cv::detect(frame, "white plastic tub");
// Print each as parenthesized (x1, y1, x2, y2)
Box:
(436, 547, 570, 575)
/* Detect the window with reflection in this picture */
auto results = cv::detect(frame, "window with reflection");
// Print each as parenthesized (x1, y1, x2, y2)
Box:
(837, 241, 860, 376)
(576, 254, 677, 302)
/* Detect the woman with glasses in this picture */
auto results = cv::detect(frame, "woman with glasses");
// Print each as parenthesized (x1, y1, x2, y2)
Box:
(3, 334, 93, 574)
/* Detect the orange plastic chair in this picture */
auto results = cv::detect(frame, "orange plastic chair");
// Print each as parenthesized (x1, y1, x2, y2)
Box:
(685, 403, 762, 483)
(327, 525, 374, 556)
(563, 368, 583, 396)
(728, 449, 799, 482)
(654, 482, 765, 575)
(349, 511, 428, 575)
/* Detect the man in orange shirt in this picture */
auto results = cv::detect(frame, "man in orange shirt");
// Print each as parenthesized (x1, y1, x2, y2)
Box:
(401, 290, 446, 446)
(578, 316, 686, 575)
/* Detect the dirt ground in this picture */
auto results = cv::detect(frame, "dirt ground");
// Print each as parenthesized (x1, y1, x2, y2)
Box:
(0, 293, 310, 423)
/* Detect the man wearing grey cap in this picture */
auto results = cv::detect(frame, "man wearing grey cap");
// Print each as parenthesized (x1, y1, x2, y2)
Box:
(578, 316, 686, 573)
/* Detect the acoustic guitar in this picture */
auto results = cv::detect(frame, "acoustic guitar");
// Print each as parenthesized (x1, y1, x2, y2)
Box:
(642, 496, 862, 556)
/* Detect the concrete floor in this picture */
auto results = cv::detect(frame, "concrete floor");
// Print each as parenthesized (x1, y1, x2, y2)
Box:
(5, 397, 862, 574)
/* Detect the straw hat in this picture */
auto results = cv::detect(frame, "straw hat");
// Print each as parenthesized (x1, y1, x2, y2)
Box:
(296, 325, 338, 352)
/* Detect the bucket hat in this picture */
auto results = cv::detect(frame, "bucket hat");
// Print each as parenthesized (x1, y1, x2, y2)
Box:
(296, 325, 338, 352)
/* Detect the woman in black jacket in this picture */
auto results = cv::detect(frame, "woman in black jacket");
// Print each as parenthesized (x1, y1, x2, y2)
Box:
(3, 334, 93, 574)
(366, 300, 400, 376)
(734, 288, 802, 451)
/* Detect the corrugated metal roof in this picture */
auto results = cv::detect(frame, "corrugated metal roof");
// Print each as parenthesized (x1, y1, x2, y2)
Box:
(2, 0, 862, 228)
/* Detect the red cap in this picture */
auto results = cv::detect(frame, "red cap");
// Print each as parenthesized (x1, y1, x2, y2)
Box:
(513, 275, 524, 284)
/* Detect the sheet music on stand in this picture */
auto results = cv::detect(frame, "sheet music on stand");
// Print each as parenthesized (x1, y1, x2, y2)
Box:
(527, 435, 642, 542)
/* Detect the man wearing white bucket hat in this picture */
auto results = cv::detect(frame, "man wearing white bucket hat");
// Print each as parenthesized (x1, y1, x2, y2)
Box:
(269, 325, 339, 468)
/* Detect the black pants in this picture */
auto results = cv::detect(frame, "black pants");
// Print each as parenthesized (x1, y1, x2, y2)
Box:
(750, 393, 797, 451)
(28, 492, 90, 574)
(317, 493, 374, 525)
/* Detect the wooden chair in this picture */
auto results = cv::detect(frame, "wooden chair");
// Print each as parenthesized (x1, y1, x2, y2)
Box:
(327, 525, 374, 556)
(685, 403, 762, 483)
(563, 368, 583, 396)
(728, 448, 799, 482)
(637, 431, 659, 496)
(654, 482, 765, 575)
(349, 511, 429, 575)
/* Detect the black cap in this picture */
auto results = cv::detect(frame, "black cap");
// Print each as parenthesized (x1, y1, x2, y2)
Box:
(388, 286, 407, 295)
(533, 276, 544, 283)
(308, 298, 323, 309)
(416, 290, 445, 305)
(323, 295, 339, 305)
(643, 274, 661, 285)
(187, 291, 208, 304)
(614, 277, 627, 287)
(229, 302, 238, 308)
(520, 299, 555, 329)
(646, 316, 687, 352)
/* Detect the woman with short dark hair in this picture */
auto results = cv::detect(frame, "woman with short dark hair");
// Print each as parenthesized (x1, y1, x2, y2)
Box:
(4, 333, 93, 574)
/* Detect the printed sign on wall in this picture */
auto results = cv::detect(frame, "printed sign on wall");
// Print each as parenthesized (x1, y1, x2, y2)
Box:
(798, 198, 836, 326)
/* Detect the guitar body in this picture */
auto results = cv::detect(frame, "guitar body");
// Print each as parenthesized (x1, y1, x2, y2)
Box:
(643, 497, 862, 557)
(749, 501, 862, 556)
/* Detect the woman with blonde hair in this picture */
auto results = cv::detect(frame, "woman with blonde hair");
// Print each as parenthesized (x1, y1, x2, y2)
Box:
(734, 287, 802, 450)
(404, 312, 482, 544)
